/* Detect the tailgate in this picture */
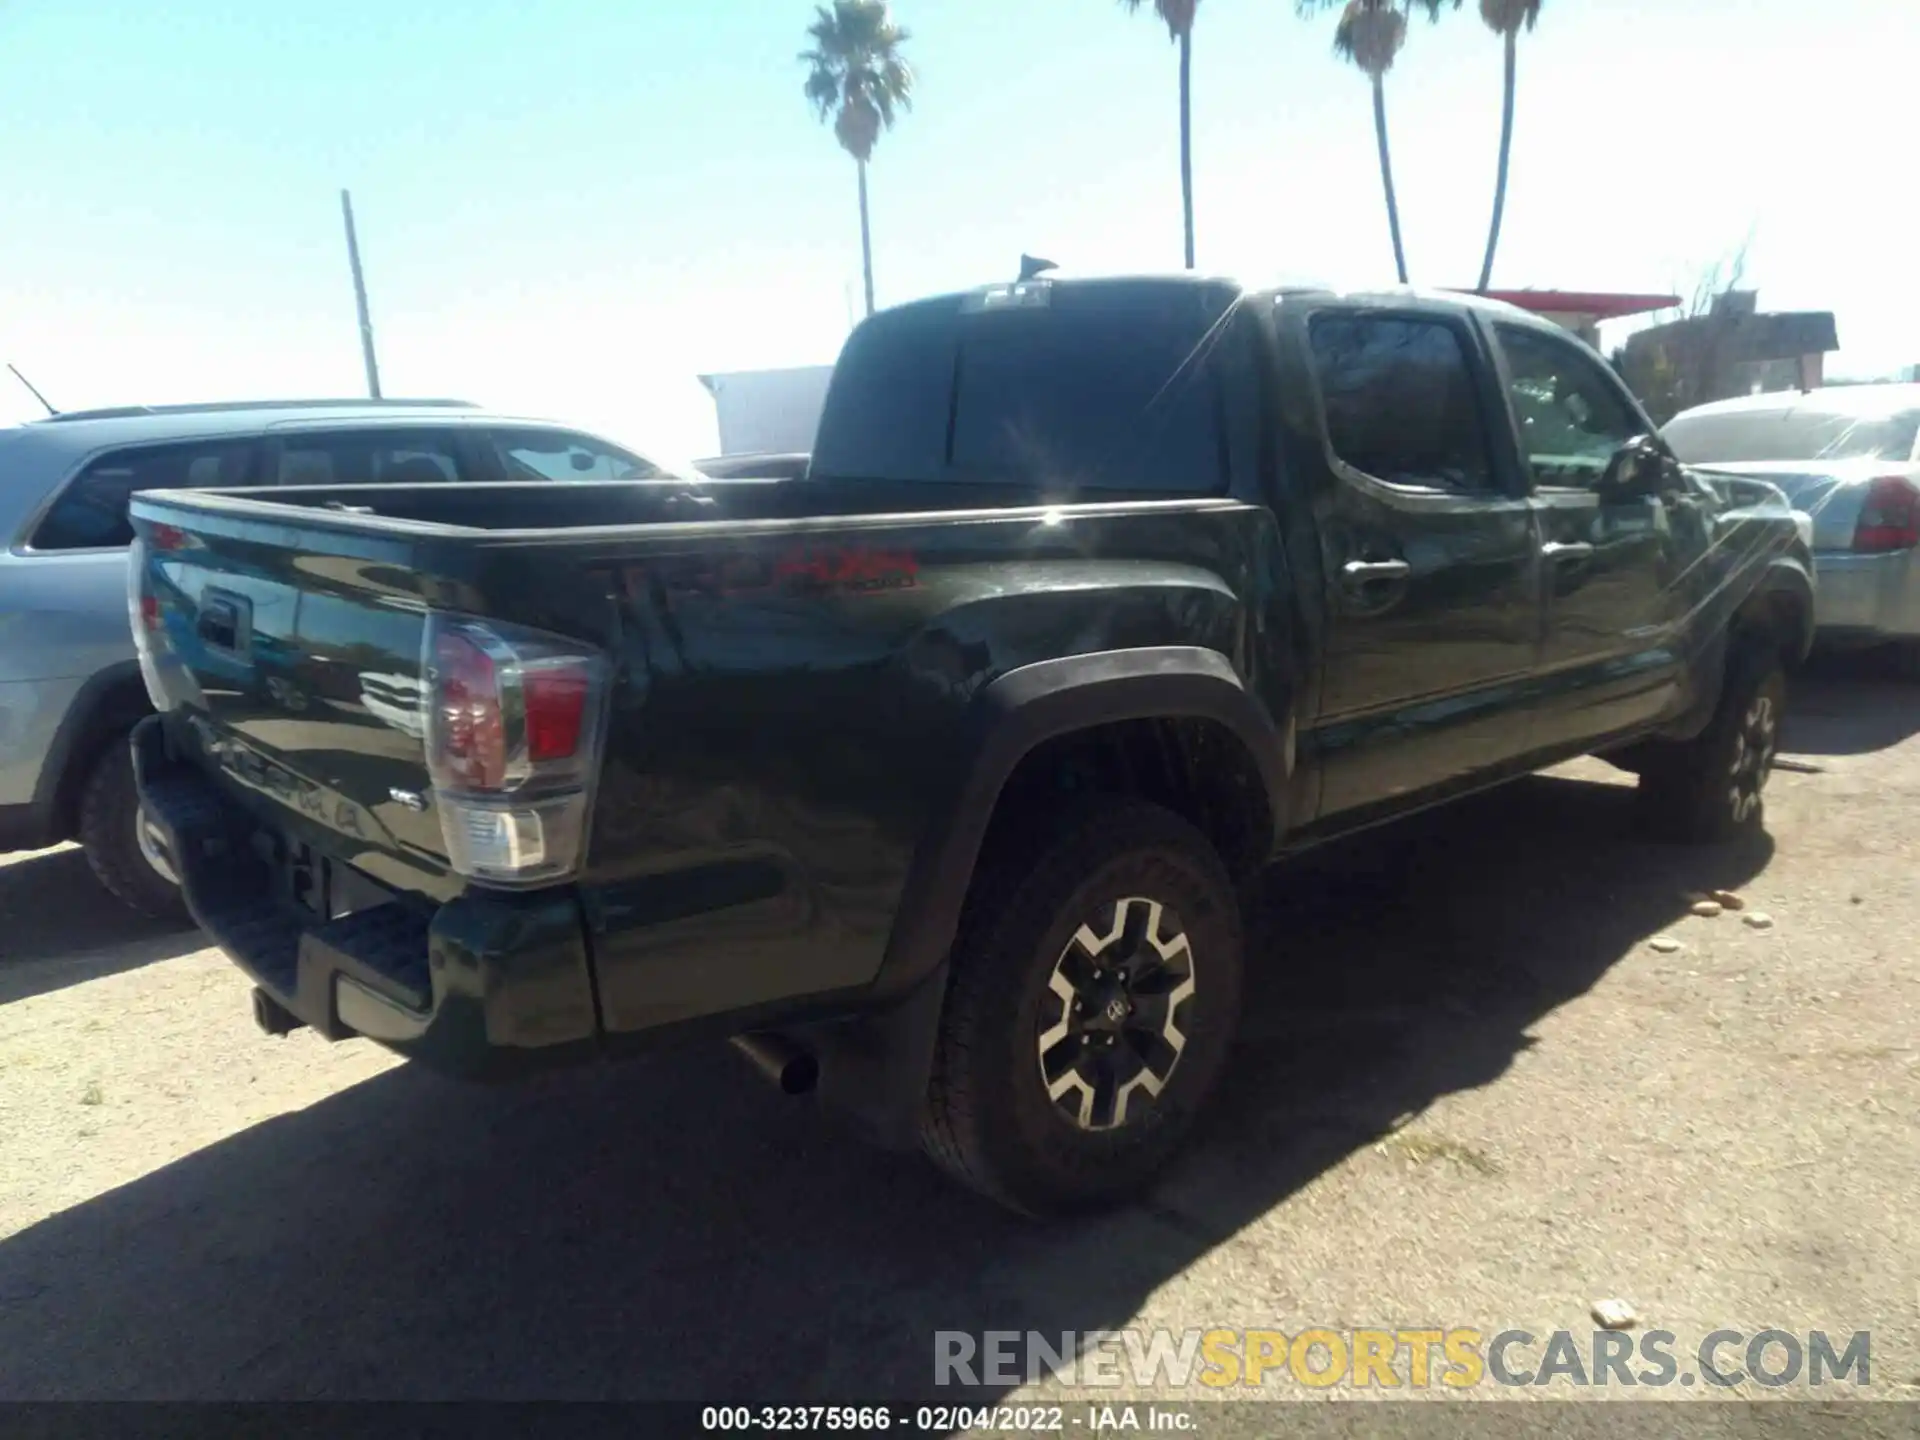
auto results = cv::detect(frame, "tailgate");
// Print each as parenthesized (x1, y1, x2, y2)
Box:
(129, 501, 452, 898)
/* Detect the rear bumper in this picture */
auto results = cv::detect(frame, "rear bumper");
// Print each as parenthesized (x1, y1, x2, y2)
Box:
(1812, 549, 1920, 646)
(132, 716, 601, 1080)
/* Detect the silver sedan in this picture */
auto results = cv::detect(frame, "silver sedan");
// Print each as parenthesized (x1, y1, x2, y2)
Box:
(1664, 385, 1920, 674)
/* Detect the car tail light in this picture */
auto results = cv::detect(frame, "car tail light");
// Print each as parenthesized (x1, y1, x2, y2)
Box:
(1852, 476, 1920, 553)
(422, 613, 609, 885)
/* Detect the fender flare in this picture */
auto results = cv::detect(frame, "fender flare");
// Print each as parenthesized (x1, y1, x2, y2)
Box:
(1745, 551, 1816, 664)
(1655, 550, 1817, 745)
(872, 646, 1291, 1005)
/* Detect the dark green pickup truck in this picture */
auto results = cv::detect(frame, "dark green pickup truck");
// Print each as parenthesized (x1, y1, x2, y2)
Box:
(128, 276, 1811, 1214)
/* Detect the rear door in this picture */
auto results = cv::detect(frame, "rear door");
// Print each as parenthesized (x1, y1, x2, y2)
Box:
(1488, 321, 1704, 749)
(2, 435, 261, 689)
(1288, 302, 1544, 819)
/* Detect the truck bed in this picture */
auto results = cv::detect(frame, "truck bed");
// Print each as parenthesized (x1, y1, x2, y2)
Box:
(127, 478, 1274, 1071)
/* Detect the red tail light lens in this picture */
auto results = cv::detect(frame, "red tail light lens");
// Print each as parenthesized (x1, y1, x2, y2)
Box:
(524, 663, 590, 762)
(422, 615, 608, 885)
(1853, 476, 1920, 553)
(139, 595, 162, 633)
(432, 629, 509, 790)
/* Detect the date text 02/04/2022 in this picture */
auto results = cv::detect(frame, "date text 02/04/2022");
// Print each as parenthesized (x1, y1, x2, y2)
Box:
(699, 1404, 1194, 1432)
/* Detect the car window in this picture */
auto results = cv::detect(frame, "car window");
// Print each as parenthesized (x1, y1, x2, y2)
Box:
(29, 440, 256, 551)
(1664, 406, 1920, 465)
(488, 428, 664, 481)
(811, 282, 1231, 493)
(1494, 325, 1643, 487)
(273, 429, 466, 485)
(1308, 314, 1494, 493)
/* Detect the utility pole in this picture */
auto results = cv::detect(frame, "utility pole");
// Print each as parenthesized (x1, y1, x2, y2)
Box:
(340, 189, 382, 399)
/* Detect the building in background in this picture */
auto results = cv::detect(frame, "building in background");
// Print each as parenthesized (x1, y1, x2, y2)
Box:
(1618, 290, 1840, 424)
(698, 366, 834, 458)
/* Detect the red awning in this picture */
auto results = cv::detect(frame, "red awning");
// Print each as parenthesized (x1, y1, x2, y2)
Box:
(1467, 290, 1680, 320)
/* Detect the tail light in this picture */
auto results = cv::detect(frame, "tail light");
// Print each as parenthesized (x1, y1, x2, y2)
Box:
(422, 613, 609, 886)
(127, 538, 168, 708)
(1853, 476, 1920, 553)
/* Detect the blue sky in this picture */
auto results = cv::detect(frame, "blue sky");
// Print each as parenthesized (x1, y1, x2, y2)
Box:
(1, 0, 1911, 458)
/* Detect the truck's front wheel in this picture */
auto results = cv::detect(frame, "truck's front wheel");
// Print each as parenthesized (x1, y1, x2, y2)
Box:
(921, 799, 1243, 1216)
(1636, 645, 1787, 844)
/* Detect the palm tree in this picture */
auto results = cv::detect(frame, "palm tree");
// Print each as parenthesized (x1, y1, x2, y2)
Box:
(1474, 0, 1543, 291)
(1121, 0, 1202, 270)
(801, 1, 914, 318)
(1301, 0, 1453, 285)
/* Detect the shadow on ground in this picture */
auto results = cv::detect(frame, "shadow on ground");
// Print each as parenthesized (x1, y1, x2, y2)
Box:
(0, 847, 201, 1006)
(1780, 654, 1920, 757)
(0, 769, 1771, 1401)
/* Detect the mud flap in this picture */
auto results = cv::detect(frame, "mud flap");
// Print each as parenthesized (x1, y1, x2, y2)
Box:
(800, 959, 951, 1152)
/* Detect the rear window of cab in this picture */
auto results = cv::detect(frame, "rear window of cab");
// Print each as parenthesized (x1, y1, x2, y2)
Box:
(811, 281, 1235, 494)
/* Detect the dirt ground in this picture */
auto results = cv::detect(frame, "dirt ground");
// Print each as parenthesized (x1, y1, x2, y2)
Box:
(2, 658, 1917, 1420)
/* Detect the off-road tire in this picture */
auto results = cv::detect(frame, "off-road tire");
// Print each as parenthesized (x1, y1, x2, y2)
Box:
(77, 741, 188, 923)
(1635, 645, 1787, 844)
(921, 798, 1243, 1216)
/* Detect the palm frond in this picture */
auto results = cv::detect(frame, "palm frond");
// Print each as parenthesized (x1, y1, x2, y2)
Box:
(802, 65, 840, 120)
(1333, 0, 1407, 77)
(1303, 0, 1460, 21)
(1479, 0, 1543, 35)
(799, 0, 914, 161)
(1120, 0, 1200, 40)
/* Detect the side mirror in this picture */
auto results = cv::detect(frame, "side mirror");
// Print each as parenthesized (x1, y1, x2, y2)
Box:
(1597, 435, 1671, 500)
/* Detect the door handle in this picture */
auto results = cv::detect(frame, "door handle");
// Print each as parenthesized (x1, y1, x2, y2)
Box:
(196, 591, 251, 656)
(1540, 542, 1595, 562)
(1341, 559, 1412, 583)
(198, 601, 240, 650)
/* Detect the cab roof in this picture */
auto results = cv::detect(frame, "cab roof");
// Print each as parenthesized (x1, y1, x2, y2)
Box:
(937, 269, 1558, 330)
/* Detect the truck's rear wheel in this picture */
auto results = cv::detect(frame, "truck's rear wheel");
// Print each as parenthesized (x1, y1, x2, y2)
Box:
(1635, 646, 1786, 844)
(921, 799, 1242, 1216)
(78, 741, 189, 923)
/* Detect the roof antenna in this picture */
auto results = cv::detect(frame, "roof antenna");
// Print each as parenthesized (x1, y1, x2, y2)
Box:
(1018, 254, 1059, 283)
(7, 363, 58, 417)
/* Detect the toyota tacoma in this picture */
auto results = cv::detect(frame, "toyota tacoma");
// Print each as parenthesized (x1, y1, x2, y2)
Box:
(127, 275, 1811, 1214)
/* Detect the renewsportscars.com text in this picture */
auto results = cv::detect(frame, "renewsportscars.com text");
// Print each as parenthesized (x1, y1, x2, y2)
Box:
(934, 1327, 1872, 1390)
